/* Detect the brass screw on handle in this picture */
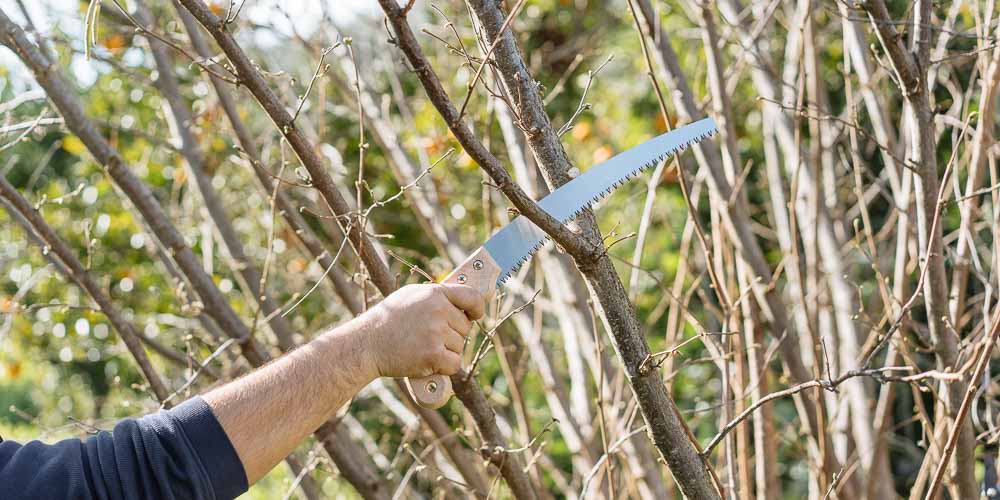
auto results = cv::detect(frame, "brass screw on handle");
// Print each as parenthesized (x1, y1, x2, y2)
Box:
(473, 259, 483, 270)
(457, 274, 467, 283)
(426, 381, 438, 393)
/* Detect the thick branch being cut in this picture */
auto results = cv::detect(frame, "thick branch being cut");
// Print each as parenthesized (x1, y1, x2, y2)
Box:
(378, 1, 720, 498)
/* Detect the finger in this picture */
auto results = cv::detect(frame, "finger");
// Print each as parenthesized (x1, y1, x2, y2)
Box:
(433, 349, 462, 376)
(446, 307, 473, 336)
(440, 283, 486, 320)
(443, 328, 466, 354)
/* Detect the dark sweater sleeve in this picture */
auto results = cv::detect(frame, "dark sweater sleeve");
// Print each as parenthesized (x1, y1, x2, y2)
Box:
(0, 396, 248, 500)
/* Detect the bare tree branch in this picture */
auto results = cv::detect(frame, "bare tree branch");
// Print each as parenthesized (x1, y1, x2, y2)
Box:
(378, 0, 722, 497)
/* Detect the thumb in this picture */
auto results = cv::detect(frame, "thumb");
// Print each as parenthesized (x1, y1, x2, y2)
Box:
(440, 284, 486, 320)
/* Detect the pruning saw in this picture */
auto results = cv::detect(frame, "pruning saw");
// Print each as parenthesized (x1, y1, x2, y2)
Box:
(408, 117, 718, 409)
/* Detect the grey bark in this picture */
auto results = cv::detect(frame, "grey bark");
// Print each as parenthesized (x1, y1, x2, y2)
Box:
(947, 32, 1000, 325)
(714, 2, 876, 490)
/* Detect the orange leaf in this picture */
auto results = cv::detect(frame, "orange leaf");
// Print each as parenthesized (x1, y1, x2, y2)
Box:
(173, 166, 188, 185)
(654, 114, 667, 133)
(593, 145, 613, 163)
(6, 361, 21, 379)
(423, 137, 445, 156)
(103, 34, 126, 50)
(660, 164, 680, 184)
(286, 258, 306, 274)
(572, 121, 592, 141)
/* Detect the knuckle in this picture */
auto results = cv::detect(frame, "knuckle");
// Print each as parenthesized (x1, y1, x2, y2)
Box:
(436, 318, 451, 334)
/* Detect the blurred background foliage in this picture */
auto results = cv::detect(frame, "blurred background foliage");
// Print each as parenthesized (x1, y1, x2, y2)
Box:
(2, 1, 822, 497)
(2, 0, 987, 497)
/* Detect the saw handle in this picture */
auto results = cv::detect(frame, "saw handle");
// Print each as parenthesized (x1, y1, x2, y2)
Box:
(407, 248, 499, 409)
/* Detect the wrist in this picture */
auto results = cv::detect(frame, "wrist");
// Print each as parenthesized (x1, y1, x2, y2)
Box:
(354, 315, 384, 382)
(319, 319, 380, 386)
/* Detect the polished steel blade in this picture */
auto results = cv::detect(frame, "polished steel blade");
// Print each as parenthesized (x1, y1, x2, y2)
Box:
(483, 117, 717, 286)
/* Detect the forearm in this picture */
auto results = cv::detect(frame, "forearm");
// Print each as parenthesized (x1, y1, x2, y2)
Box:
(204, 317, 377, 484)
(203, 283, 483, 486)
(0, 284, 482, 497)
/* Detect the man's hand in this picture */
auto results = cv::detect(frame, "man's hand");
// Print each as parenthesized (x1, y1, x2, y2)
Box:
(360, 283, 486, 379)
(204, 282, 485, 485)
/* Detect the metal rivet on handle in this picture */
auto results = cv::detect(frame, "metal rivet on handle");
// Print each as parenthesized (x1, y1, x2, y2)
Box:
(426, 381, 438, 393)
(473, 259, 483, 270)
(457, 274, 467, 283)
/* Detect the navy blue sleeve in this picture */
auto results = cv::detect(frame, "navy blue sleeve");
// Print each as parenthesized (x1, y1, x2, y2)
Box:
(0, 396, 248, 500)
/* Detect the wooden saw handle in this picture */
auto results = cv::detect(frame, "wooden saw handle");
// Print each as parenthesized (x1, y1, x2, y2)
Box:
(407, 248, 499, 409)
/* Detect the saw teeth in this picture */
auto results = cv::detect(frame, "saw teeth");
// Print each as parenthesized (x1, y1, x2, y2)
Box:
(493, 121, 717, 286)
(496, 234, 554, 285)
(556, 137, 701, 226)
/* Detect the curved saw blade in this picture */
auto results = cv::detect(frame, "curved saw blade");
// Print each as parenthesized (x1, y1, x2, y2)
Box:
(483, 117, 717, 286)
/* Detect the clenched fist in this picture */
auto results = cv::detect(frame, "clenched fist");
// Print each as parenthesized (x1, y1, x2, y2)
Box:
(359, 283, 486, 378)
